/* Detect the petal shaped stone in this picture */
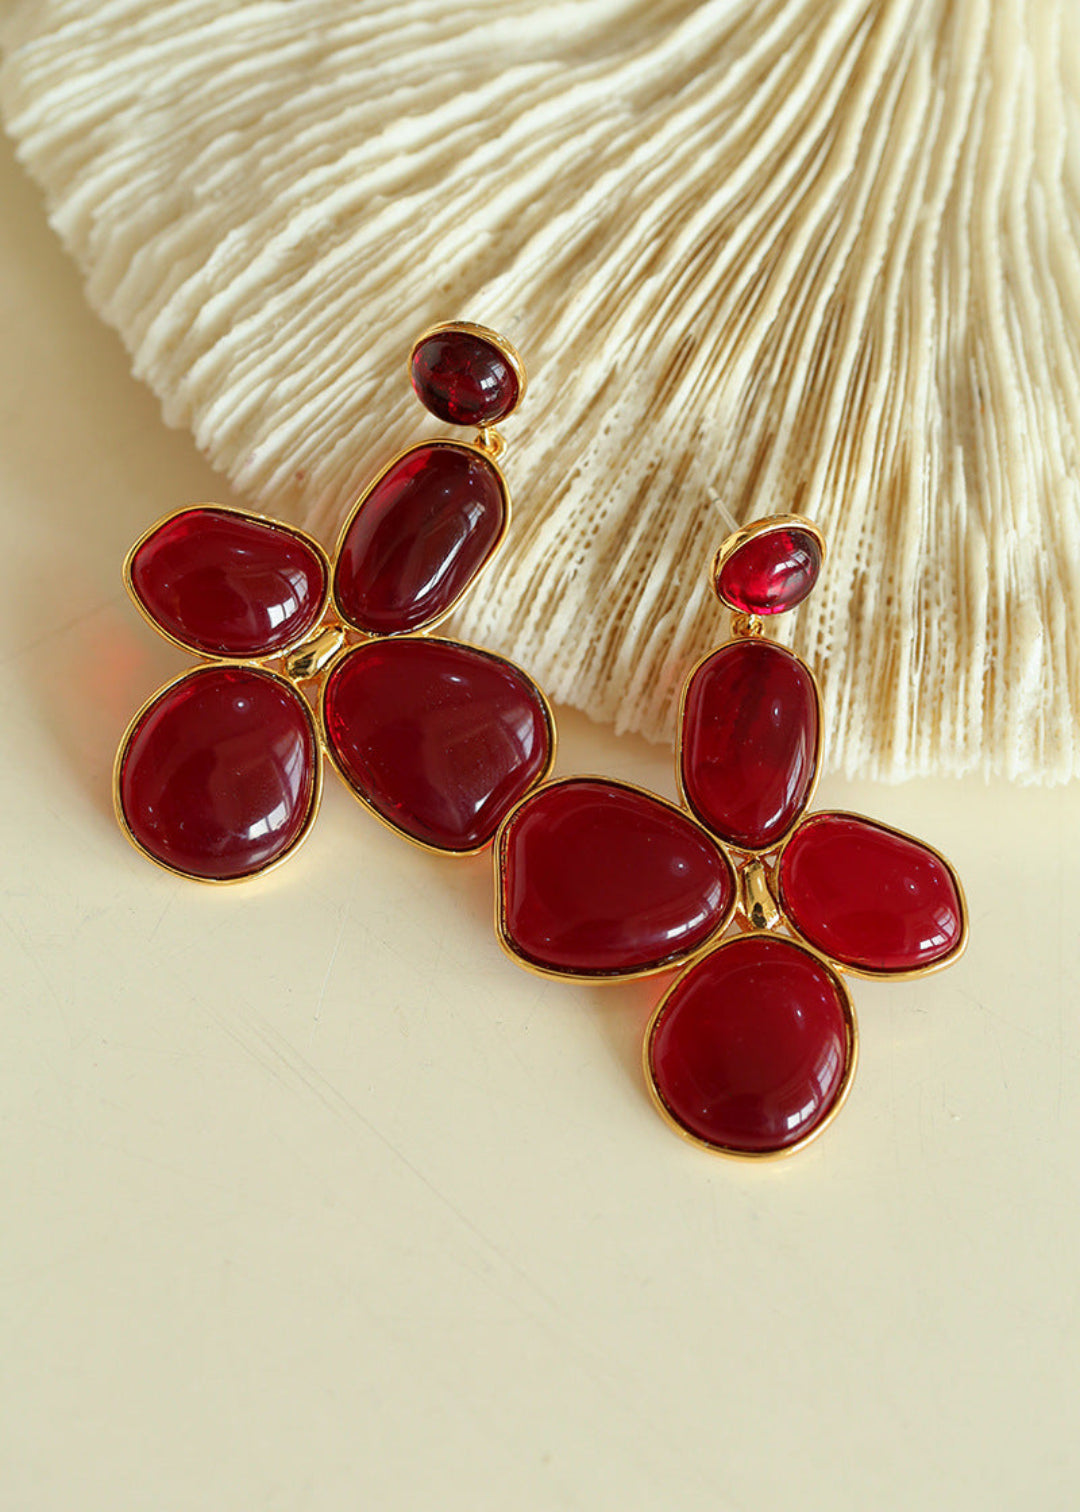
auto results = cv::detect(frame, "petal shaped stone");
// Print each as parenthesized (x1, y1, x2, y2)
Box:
(117, 666, 319, 880)
(128, 507, 328, 658)
(410, 328, 521, 426)
(334, 442, 507, 635)
(681, 639, 819, 851)
(497, 778, 735, 978)
(715, 524, 822, 615)
(646, 935, 854, 1155)
(778, 812, 966, 973)
(323, 638, 551, 852)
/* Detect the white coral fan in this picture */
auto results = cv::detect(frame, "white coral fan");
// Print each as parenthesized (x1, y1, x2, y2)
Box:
(3, 0, 1079, 781)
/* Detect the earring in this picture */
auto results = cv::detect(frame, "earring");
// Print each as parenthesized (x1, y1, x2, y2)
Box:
(495, 516, 967, 1158)
(114, 323, 555, 881)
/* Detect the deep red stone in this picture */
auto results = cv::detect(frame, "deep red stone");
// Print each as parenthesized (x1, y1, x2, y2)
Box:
(410, 328, 520, 426)
(334, 442, 506, 634)
(681, 639, 819, 851)
(498, 778, 735, 977)
(716, 526, 822, 616)
(118, 666, 318, 880)
(323, 638, 551, 851)
(647, 935, 851, 1154)
(128, 507, 328, 658)
(779, 812, 965, 973)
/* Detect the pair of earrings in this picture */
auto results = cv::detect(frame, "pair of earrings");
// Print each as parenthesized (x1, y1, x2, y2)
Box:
(115, 324, 967, 1160)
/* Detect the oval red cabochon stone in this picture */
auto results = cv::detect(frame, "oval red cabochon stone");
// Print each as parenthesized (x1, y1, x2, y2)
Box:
(334, 443, 507, 636)
(779, 812, 965, 973)
(498, 778, 735, 977)
(647, 934, 852, 1155)
(681, 639, 819, 852)
(323, 637, 551, 852)
(118, 666, 318, 880)
(129, 507, 328, 659)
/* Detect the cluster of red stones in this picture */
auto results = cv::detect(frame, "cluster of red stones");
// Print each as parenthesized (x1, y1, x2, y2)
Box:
(496, 513, 966, 1159)
(118, 326, 551, 879)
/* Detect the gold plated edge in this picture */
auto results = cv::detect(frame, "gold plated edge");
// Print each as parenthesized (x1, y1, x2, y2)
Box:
(710, 513, 826, 615)
(122, 502, 334, 663)
(491, 773, 740, 984)
(774, 809, 970, 981)
(317, 634, 557, 860)
(407, 320, 528, 414)
(642, 933, 859, 1161)
(112, 662, 324, 886)
(328, 438, 513, 639)
(674, 636, 825, 860)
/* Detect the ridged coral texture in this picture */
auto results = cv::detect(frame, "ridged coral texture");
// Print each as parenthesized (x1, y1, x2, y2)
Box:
(2, 0, 1078, 780)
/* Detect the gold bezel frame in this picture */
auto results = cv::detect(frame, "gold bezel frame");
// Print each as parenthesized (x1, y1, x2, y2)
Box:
(113, 662, 324, 885)
(407, 320, 528, 422)
(492, 774, 740, 983)
(675, 637, 824, 859)
(643, 932, 859, 1161)
(318, 634, 558, 859)
(774, 810, 970, 980)
(122, 502, 333, 662)
(710, 514, 826, 615)
(330, 439, 512, 639)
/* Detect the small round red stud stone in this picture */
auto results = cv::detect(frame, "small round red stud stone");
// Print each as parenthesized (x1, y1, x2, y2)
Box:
(322, 637, 552, 852)
(128, 507, 328, 658)
(646, 934, 854, 1156)
(779, 811, 966, 973)
(410, 326, 522, 427)
(117, 666, 319, 881)
(715, 524, 822, 616)
(681, 639, 819, 852)
(497, 778, 735, 978)
(334, 442, 507, 635)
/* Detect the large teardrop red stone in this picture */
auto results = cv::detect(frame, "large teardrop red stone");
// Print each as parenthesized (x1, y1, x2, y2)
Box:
(334, 442, 507, 635)
(322, 638, 551, 852)
(779, 812, 966, 973)
(118, 666, 319, 880)
(647, 935, 853, 1155)
(498, 778, 735, 977)
(681, 639, 819, 851)
(128, 507, 328, 658)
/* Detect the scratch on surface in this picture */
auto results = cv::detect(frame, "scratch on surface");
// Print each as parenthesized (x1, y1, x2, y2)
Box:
(309, 903, 349, 1045)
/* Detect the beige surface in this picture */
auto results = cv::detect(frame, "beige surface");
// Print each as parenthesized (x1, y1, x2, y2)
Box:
(1, 134, 1078, 1512)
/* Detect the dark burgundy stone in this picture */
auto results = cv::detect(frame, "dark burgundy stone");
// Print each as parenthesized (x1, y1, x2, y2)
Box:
(681, 639, 819, 851)
(498, 778, 735, 977)
(779, 812, 966, 973)
(322, 637, 551, 851)
(716, 525, 822, 616)
(334, 442, 506, 634)
(647, 935, 852, 1154)
(128, 507, 328, 658)
(118, 666, 318, 880)
(410, 328, 520, 426)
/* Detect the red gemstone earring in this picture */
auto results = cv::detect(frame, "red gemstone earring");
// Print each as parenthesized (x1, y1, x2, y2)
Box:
(495, 516, 968, 1159)
(114, 323, 555, 881)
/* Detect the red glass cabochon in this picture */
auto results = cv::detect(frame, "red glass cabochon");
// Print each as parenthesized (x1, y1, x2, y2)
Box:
(779, 812, 966, 973)
(716, 524, 822, 616)
(128, 507, 328, 658)
(322, 637, 552, 852)
(498, 778, 736, 978)
(410, 328, 521, 427)
(334, 442, 507, 635)
(647, 934, 854, 1155)
(117, 666, 319, 880)
(681, 638, 819, 852)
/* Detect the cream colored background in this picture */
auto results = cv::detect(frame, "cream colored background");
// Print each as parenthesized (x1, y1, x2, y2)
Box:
(2, 133, 1078, 1511)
